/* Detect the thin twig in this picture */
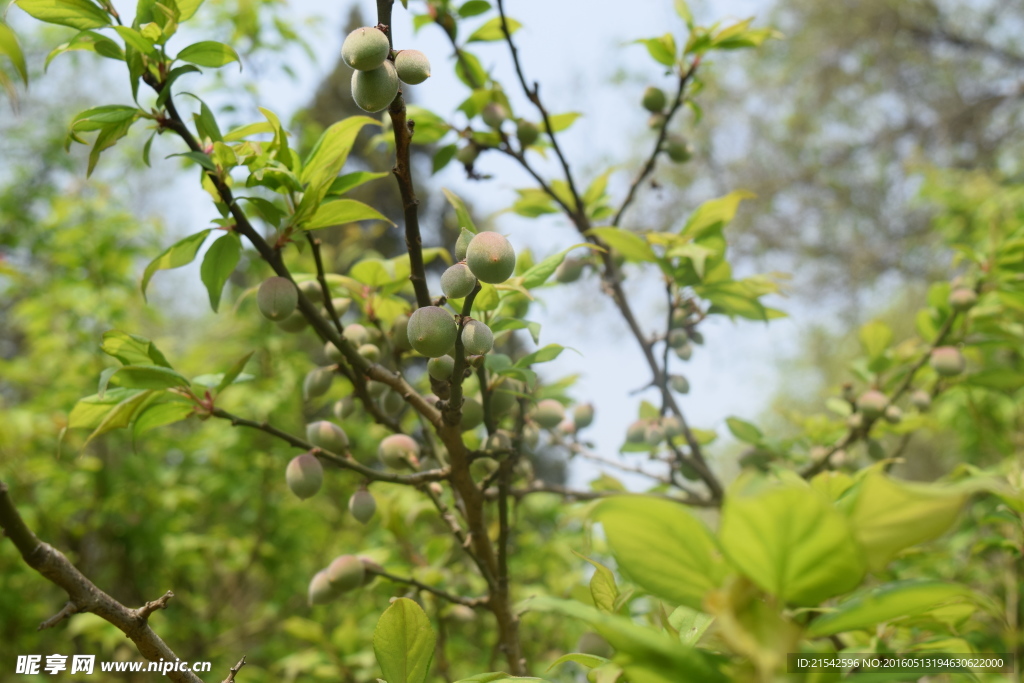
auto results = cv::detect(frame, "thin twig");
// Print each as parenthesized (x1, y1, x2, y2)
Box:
(38, 602, 78, 631)
(370, 568, 489, 607)
(220, 656, 246, 683)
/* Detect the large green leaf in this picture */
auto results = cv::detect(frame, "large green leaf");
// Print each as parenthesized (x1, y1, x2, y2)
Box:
(304, 199, 394, 230)
(573, 552, 619, 613)
(68, 387, 146, 429)
(296, 116, 380, 219)
(0, 22, 28, 85)
(100, 330, 173, 368)
(200, 231, 240, 311)
(807, 581, 980, 638)
(595, 496, 727, 609)
(588, 227, 656, 263)
(132, 398, 195, 437)
(681, 190, 755, 240)
(176, 41, 240, 68)
(719, 485, 866, 605)
(372, 598, 435, 683)
(141, 229, 212, 297)
(442, 188, 478, 233)
(99, 365, 191, 394)
(466, 16, 522, 42)
(15, 0, 109, 30)
(521, 243, 598, 289)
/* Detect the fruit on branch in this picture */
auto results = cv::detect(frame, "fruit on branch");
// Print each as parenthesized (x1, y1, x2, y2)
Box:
(522, 422, 540, 449)
(308, 570, 337, 605)
(626, 420, 647, 443)
(297, 279, 324, 305)
(647, 113, 667, 129)
(856, 390, 888, 420)
(688, 329, 705, 345)
(490, 379, 522, 417)
(427, 355, 455, 381)
(667, 328, 689, 350)
(367, 380, 388, 398)
(358, 556, 383, 585)
(341, 26, 391, 71)
(257, 277, 298, 321)
(380, 388, 404, 415)
(391, 315, 413, 351)
(466, 232, 516, 284)
(407, 306, 458, 357)
(670, 308, 690, 329)
(395, 49, 431, 84)
(286, 453, 324, 500)
(324, 341, 344, 364)
(348, 489, 377, 524)
(378, 434, 421, 469)
(304, 367, 334, 399)
(358, 343, 381, 362)
(441, 262, 478, 299)
(674, 342, 693, 361)
(573, 403, 595, 429)
(645, 422, 665, 446)
(456, 144, 479, 166)
(306, 420, 349, 453)
(664, 134, 693, 163)
(326, 554, 366, 593)
(884, 405, 902, 424)
(662, 415, 683, 439)
(482, 102, 509, 129)
(331, 297, 351, 316)
(642, 85, 667, 113)
(948, 287, 977, 312)
(277, 309, 309, 333)
(533, 399, 565, 430)
(910, 390, 931, 411)
(351, 60, 400, 113)
(334, 396, 356, 420)
(461, 319, 494, 355)
(486, 430, 513, 451)
(930, 346, 965, 376)
(668, 374, 690, 394)
(345, 323, 370, 346)
(516, 119, 539, 147)
(455, 227, 475, 261)
(461, 398, 484, 431)
(847, 413, 864, 430)
(555, 257, 586, 283)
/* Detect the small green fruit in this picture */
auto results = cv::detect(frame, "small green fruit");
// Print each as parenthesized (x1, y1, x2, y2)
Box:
(481, 102, 508, 128)
(674, 342, 693, 362)
(533, 399, 565, 430)
(856, 390, 888, 420)
(391, 315, 413, 351)
(642, 85, 667, 112)
(910, 390, 931, 411)
(345, 323, 370, 346)
(489, 379, 520, 417)
(668, 374, 690, 394)
(308, 570, 337, 605)
(427, 355, 455, 381)
(380, 388, 404, 415)
(351, 60, 400, 113)
(277, 309, 308, 333)
(334, 396, 356, 420)
(456, 145, 479, 166)
(306, 420, 349, 453)
(304, 367, 334, 399)
(645, 423, 664, 446)
(441, 262, 478, 299)
(324, 341, 344, 364)
(667, 328, 689, 350)
(466, 232, 516, 284)
(461, 319, 494, 355)
(358, 343, 381, 362)
(286, 453, 323, 500)
(297, 279, 324, 305)
(665, 134, 693, 163)
(455, 227, 475, 261)
(326, 554, 365, 593)
(523, 422, 540, 449)
(626, 420, 647, 443)
(884, 405, 902, 424)
(378, 434, 420, 469)
(486, 431, 513, 451)
(367, 380, 388, 398)
(407, 306, 458, 357)
(688, 330, 705, 345)
(930, 346, 965, 376)
(461, 398, 484, 431)
(847, 413, 864, 430)
(516, 119, 539, 147)
(647, 113, 667, 129)
(573, 403, 595, 429)
(331, 297, 351, 315)
(662, 416, 683, 438)
(554, 257, 585, 283)
(257, 277, 298, 321)
(948, 288, 977, 312)
(341, 26, 390, 71)
(348, 489, 377, 524)
(395, 49, 431, 84)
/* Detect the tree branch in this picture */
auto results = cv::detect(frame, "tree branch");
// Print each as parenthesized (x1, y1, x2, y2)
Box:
(369, 567, 489, 608)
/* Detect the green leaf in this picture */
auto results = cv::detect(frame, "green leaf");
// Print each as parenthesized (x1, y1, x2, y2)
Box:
(807, 581, 980, 638)
(296, 116, 381, 220)
(442, 188, 477, 233)
(514, 344, 566, 368)
(635, 34, 677, 66)
(858, 320, 892, 359)
(304, 199, 393, 230)
(454, 675, 547, 683)
(596, 496, 726, 610)
(588, 227, 656, 263)
(720, 485, 866, 605)
(674, 0, 693, 27)
(237, 196, 285, 227)
(573, 552, 619, 613)
(327, 170, 390, 196)
(405, 105, 451, 144)
(215, 351, 254, 394)
(176, 40, 240, 68)
(132, 398, 195, 437)
(454, 50, 487, 88)
(15, 0, 110, 30)
(69, 388, 146, 429)
(166, 150, 216, 171)
(199, 231, 240, 311)
(458, 0, 490, 18)
(223, 120, 274, 142)
(0, 22, 28, 85)
(69, 105, 139, 133)
(85, 389, 156, 446)
(176, 0, 204, 21)
(372, 598, 436, 683)
(45, 30, 125, 70)
(540, 112, 582, 134)
(100, 365, 191, 394)
(521, 243, 598, 289)
(113, 25, 156, 55)
(87, 117, 135, 176)
(668, 606, 714, 646)
(432, 144, 458, 174)
(548, 653, 609, 672)
(141, 229, 212, 298)
(467, 16, 521, 42)
(681, 190, 755, 240)
(101, 330, 173, 368)
(842, 474, 967, 572)
(725, 417, 762, 444)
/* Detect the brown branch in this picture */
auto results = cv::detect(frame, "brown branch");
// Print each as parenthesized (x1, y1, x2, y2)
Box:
(38, 601, 78, 630)
(0, 481, 205, 683)
(306, 233, 345, 336)
(220, 656, 246, 683)
(369, 567, 489, 608)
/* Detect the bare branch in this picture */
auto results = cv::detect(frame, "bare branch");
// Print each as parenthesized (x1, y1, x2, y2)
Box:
(369, 567, 489, 608)
(220, 656, 246, 683)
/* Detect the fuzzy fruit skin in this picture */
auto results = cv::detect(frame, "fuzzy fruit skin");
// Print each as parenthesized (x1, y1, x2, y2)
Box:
(667, 329, 689, 350)
(516, 119, 539, 147)
(625, 420, 647, 443)
(456, 145, 479, 166)
(486, 431, 513, 451)
(391, 315, 412, 351)
(345, 323, 370, 346)
(395, 49, 431, 84)
(884, 405, 903, 424)
(489, 380, 520, 417)
(334, 396, 355, 420)
(341, 26, 390, 71)
(378, 434, 420, 469)
(326, 554, 366, 593)
(554, 257, 586, 283)
(674, 342, 693, 362)
(669, 374, 690, 394)
(645, 423, 664, 446)
(455, 228, 475, 261)
(358, 343, 381, 362)
(348, 489, 377, 524)
(647, 113, 667, 129)
(407, 306, 458, 358)
(466, 232, 516, 284)
(665, 134, 693, 163)
(308, 570, 338, 605)
(910, 390, 931, 411)
(857, 390, 888, 420)
(948, 288, 977, 312)
(573, 403, 595, 429)
(523, 422, 540, 449)
(324, 341, 344, 364)
(661, 416, 683, 439)
(533, 399, 565, 430)
(277, 309, 308, 333)
(481, 102, 508, 128)
(351, 60, 400, 113)
(304, 367, 333, 399)
(460, 398, 484, 431)
(306, 420, 349, 453)
(367, 380, 387, 398)
(331, 297, 351, 315)
(931, 346, 965, 376)
(427, 355, 455, 380)
(461, 319, 494, 355)
(380, 388, 404, 415)
(257, 277, 298, 321)
(441, 262, 478, 299)
(296, 279, 323, 305)
(642, 86, 667, 112)
(286, 453, 323, 500)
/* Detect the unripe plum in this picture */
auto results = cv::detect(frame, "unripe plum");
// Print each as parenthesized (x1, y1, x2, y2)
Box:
(910, 390, 931, 411)
(358, 343, 381, 362)
(461, 398, 484, 431)
(427, 355, 455, 381)
(533, 399, 565, 430)
(856, 390, 888, 420)
(277, 309, 308, 333)
(574, 403, 595, 429)
(930, 346, 965, 377)
(391, 315, 413, 351)
(351, 60, 400, 113)
(456, 145, 479, 166)
(441, 262, 478, 299)
(378, 434, 420, 469)
(481, 102, 508, 129)
(380, 388, 404, 415)
(297, 279, 323, 305)
(669, 374, 690, 394)
(257, 277, 298, 321)
(948, 287, 977, 312)
(334, 396, 356, 420)
(286, 453, 323, 500)
(625, 420, 647, 443)
(308, 570, 337, 605)
(306, 420, 349, 453)
(455, 227, 475, 261)
(884, 405, 902, 424)
(341, 26, 390, 71)
(326, 554, 365, 593)
(665, 134, 693, 163)
(345, 323, 370, 346)
(516, 119, 539, 147)
(642, 86, 667, 112)
(348, 489, 377, 524)
(466, 232, 516, 284)
(324, 341, 344, 364)
(407, 306, 458, 357)
(304, 367, 333, 399)
(461, 319, 493, 355)
(554, 257, 585, 283)
(395, 49, 431, 84)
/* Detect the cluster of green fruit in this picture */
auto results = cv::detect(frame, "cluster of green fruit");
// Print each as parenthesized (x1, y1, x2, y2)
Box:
(455, 100, 541, 167)
(256, 276, 354, 337)
(341, 26, 431, 113)
(625, 415, 686, 448)
(641, 85, 692, 163)
(307, 554, 381, 605)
